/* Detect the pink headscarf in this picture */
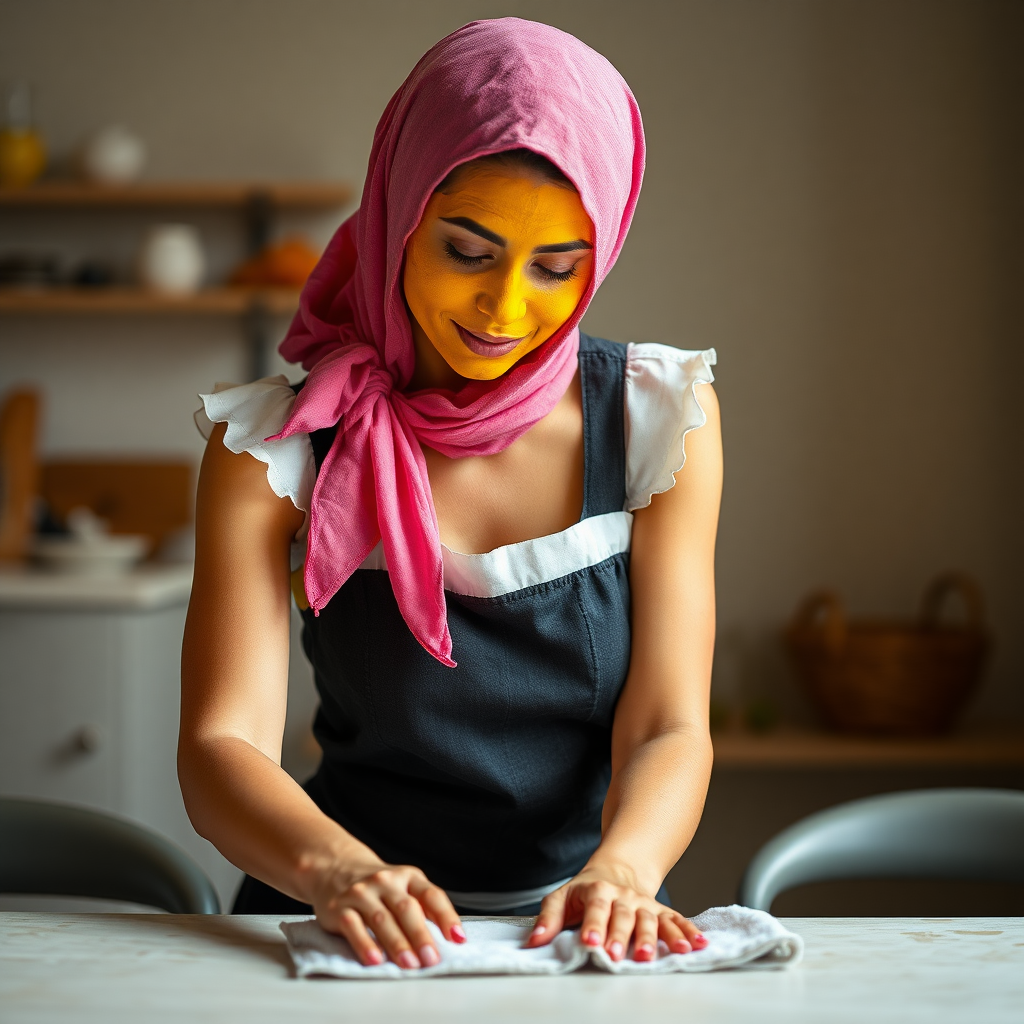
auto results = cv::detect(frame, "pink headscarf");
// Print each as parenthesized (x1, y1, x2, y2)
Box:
(272, 18, 645, 666)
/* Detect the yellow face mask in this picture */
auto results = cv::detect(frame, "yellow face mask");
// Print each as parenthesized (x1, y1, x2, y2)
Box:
(403, 164, 594, 383)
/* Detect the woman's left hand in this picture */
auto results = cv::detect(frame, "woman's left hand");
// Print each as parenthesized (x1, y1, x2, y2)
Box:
(524, 865, 707, 961)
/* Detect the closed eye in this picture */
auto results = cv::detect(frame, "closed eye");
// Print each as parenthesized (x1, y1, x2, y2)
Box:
(534, 262, 579, 283)
(444, 240, 493, 267)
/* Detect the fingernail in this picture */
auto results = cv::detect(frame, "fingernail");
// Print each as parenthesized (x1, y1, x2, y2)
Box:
(671, 939, 692, 954)
(419, 945, 439, 967)
(365, 947, 383, 966)
(635, 943, 655, 961)
(397, 950, 420, 969)
(584, 930, 601, 946)
(609, 941, 624, 960)
(692, 934, 708, 949)
(451, 924, 467, 943)
(531, 924, 547, 937)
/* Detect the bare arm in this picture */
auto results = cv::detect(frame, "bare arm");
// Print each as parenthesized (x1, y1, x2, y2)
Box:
(592, 382, 720, 888)
(529, 383, 722, 959)
(179, 423, 461, 966)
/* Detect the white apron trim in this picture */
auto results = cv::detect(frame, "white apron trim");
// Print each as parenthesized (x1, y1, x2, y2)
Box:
(357, 511, 633, 600)
(445, 877, 571, 912)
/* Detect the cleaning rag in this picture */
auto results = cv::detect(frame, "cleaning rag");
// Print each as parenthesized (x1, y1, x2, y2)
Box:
(281, 904, 803, 980)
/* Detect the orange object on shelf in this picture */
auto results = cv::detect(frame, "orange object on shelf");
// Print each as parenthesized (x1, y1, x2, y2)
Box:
(229, 236, 320, 288)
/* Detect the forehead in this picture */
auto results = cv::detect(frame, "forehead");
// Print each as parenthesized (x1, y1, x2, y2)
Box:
(429, 166, 593, 240)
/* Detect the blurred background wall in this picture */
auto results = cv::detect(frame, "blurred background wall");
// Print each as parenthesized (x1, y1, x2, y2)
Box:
(1, 0, 1022, 911)
(3, 0, 1020, 721)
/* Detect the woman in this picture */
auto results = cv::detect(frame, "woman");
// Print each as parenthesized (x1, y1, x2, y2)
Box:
(180, 18, 721, 971)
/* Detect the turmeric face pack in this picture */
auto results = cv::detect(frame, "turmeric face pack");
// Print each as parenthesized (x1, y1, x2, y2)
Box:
(403, 165, 594, 381)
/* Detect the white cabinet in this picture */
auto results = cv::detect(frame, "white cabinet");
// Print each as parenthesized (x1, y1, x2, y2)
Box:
(0, 565, 242, 908)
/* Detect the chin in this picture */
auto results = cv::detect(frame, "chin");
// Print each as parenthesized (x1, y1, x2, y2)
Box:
(450, 358, 518, 382)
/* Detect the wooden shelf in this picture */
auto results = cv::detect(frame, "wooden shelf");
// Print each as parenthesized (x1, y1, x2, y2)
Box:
(712, 726, 1024, 769)
(0, 179, 346, 377)
(0, 180, 352, 208)
(0, 286, 301, 315)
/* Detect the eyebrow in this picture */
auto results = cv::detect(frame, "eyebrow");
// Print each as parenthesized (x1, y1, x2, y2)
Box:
(533, 240, 592, 254)
(441, 217, 505, 246)
(441, 216, 592, 255)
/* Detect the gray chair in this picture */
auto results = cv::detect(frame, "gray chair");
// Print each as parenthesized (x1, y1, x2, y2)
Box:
(0, 797, 221, 914)
(738, 787, 1024, 912)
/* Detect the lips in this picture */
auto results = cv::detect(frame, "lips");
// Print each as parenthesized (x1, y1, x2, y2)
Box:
(454, 322, 528, 358)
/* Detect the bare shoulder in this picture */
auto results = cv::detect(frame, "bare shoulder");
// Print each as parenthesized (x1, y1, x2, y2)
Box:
(680, 381, 721, 484)
(618, 384, 719, 734)
(182, 429, 301, 761)
(195, 423, 305, 553)
(632, 380, 722, 533)
(694, 380, 720, 430)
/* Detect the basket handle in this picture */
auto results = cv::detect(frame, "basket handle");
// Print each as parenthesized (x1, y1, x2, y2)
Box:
(789, 590, 847, 653)
(920, 571, 985, 631)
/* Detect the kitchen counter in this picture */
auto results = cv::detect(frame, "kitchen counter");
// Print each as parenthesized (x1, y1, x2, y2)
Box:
(0, 560, 241, 905)
(0, 562, 193, 610)
(1, 914, 1021, 1023)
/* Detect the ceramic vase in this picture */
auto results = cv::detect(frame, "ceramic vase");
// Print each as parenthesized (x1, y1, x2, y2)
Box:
(138, 224, 205, 294)
(80, 125, 146, 184)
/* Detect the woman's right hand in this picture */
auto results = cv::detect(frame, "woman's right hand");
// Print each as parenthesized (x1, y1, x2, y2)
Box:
(311, 861, 466, 968)
(181, 427, 461, 970)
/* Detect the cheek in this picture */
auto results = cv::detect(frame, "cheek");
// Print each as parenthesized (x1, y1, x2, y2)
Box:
(428, 273, 478, 317)
(533, 282, 587, 331)
(406, 258, 474, 323)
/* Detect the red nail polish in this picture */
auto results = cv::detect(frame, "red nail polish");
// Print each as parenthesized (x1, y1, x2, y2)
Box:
(635, 943, 655, 961)
(584, 930, 601, 946)
(692, 935, 708, 949)
(397, 950, 420, 969)
(451, 924, 467, 943)
(672, 939, 692, 954)
(365, 948, 383, 966)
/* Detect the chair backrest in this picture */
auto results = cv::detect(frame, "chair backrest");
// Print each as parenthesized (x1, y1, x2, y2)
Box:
(0, 798, 221, 914)
(738, 787, 1024, 912)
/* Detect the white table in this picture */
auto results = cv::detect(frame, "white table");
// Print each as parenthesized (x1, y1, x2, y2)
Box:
(1, 913, 1021, 1023)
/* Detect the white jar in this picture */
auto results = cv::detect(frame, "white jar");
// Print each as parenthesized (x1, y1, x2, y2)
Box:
(81, 125, 146, 184)
(138, 224, 205, 294)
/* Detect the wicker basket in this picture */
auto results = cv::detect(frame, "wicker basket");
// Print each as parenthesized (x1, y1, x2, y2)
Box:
(784, 573, 989, 735)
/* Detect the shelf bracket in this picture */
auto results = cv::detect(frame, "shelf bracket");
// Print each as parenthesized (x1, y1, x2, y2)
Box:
(244, 191, 273, 256)
(244, 299, 271, 381)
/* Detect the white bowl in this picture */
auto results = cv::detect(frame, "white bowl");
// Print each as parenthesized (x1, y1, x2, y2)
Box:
(31, 535, 150, 576)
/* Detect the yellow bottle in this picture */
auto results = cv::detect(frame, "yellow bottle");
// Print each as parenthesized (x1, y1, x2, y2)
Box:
(0, 130, 46, 189)
(0, 82, 46, 189)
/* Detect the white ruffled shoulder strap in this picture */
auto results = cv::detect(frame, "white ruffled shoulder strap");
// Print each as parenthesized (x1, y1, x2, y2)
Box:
(195, 375, 315, 567)
(623, 344, 717, 511)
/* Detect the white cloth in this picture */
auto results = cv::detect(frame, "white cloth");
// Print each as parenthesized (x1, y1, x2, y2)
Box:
(281, 905, 802, 980)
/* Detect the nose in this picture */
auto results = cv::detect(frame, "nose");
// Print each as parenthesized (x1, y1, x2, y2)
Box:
(476, 268, 527, 328)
